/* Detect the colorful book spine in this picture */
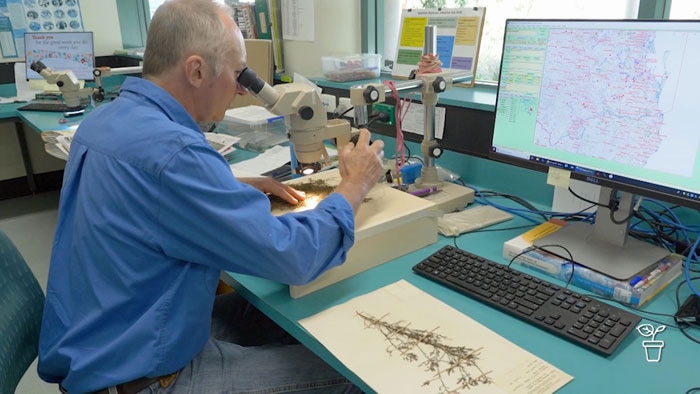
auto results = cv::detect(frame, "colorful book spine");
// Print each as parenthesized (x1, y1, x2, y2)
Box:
(254, 0, 272, 39)
(266, 0, 285, 73)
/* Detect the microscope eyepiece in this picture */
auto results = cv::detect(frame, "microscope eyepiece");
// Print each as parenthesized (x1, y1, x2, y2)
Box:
(30, 60, 47, 73)
(237, 67, 265, 94)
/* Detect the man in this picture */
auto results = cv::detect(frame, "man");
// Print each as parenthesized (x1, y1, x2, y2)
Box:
(37, 0, 384, 392)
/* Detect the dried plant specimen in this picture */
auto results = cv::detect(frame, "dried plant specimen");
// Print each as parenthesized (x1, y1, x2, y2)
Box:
(356, 311, 493, 393)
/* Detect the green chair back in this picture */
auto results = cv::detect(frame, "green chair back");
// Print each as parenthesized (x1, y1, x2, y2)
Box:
(0, 230, 45, 394)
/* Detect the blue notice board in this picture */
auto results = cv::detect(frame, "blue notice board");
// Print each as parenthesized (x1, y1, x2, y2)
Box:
(0, 0, 85, 63)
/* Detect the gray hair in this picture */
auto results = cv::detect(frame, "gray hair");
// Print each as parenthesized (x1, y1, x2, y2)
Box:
(142, 0, 235, 78)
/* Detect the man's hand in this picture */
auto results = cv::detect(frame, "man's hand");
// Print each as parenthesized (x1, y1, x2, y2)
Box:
(334, 129, 385, 213)
(238, 177, 306, 205)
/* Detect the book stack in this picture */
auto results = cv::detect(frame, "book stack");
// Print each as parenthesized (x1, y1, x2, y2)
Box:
(233, 4, 258, 39)
(503, 220, 683, 307)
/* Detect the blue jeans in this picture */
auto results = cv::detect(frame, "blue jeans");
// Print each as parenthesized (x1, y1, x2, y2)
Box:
(138, 292, 362, 394)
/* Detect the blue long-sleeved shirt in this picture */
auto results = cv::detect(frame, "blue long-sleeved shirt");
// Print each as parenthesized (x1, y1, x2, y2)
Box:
(37, 77, 355, 393)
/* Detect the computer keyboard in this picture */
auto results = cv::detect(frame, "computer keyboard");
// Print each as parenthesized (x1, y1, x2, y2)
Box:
(412, 245, 641, 356)
(17, 100, 87, 112)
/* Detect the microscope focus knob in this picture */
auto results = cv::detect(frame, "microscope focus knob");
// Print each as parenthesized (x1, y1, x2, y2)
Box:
(428, 142, 443, 158)
(432, 76, 447, 93)
(363, 86, 380, 103)
(93, 89, 105, 103)
(299, 106, 314, 120)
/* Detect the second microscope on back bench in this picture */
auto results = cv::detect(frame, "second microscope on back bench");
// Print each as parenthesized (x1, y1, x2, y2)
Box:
(30, 60, 143, 108)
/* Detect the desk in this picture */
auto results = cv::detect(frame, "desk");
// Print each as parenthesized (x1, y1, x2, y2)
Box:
(224, 207, 696, 393)
(0, 105, 81, 194)
(5, 90, 696, 392)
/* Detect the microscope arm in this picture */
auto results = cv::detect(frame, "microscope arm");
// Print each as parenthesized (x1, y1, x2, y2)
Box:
(237, 67, 353, 167)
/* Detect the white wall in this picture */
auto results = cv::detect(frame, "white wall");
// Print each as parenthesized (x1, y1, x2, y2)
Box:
(383, 0, 402, 65)
(81, 0, 124, 56)
(281, 0, 362, 77)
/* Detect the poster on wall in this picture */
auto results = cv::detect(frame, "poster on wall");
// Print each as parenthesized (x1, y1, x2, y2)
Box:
(392, 7, 485, 87)
(0, 0, 85, 62)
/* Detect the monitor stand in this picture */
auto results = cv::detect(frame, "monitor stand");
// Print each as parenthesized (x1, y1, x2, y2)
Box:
(534, 187, 670, 281)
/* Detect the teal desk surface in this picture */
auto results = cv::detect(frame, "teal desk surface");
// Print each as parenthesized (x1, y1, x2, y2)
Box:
(0, 103, 88, 131)
(225, 210, 697, 393)
(0, 102, 25, 120)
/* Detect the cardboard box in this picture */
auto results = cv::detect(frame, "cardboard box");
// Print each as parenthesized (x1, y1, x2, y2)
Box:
(272, 169, 440, 298)
(230, 39, 274, 109)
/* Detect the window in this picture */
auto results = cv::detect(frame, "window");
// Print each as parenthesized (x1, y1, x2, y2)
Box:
(391, 1, 640, 83)
(669, 1, 700, 19)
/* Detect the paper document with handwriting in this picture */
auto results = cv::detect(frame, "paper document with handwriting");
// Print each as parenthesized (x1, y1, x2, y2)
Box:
(299, 280, 572, 393)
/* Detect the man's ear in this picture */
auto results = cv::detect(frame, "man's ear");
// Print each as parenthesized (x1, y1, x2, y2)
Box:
(184, 55, 206, 88)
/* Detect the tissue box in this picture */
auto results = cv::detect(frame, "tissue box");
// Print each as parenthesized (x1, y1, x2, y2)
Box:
(322, 54, 382, 82)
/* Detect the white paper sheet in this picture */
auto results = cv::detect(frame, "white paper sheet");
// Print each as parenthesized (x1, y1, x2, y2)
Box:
(281, 0, 315, 42)
(300, 280, 573, 394)
(229, 144, 291, 176)
(401, 104, 446, 139)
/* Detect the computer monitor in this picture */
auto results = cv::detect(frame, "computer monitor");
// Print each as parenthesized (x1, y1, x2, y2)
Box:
(490, 19, 700, 280)
(24, 31, 95, 81)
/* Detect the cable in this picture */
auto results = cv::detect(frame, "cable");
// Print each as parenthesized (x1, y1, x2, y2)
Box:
(608, 189, 637, 225)
(568, 187, 700, 263)
(685, 239, 700, 298)
(473, 189, 549, 223)
(567, 186, 637, 225)
(334, 105, 354, 119)
(530, 244, 576, 288)
(365, 111, 389, 128)
(567, 186, 606, 208)
(473, 223, 539, 233)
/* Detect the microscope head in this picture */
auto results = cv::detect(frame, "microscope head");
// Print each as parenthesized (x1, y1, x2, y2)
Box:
(30, 60, 84, 108)
(237, 68, 352, 170)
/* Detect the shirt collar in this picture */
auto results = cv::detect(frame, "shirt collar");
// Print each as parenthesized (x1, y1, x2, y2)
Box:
(119, 76, 201, 134)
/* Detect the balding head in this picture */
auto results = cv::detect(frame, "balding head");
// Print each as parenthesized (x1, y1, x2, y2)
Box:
(142, 0, 244, 79)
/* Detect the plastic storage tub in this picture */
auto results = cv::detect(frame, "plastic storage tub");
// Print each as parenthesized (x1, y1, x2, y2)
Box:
(217, 105, 287, 152)
(321, 54, 382, 82)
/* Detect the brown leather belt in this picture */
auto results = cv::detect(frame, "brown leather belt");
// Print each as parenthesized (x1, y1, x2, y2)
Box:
(60, 372, 177, 394)
(93, 373, 177, 394)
